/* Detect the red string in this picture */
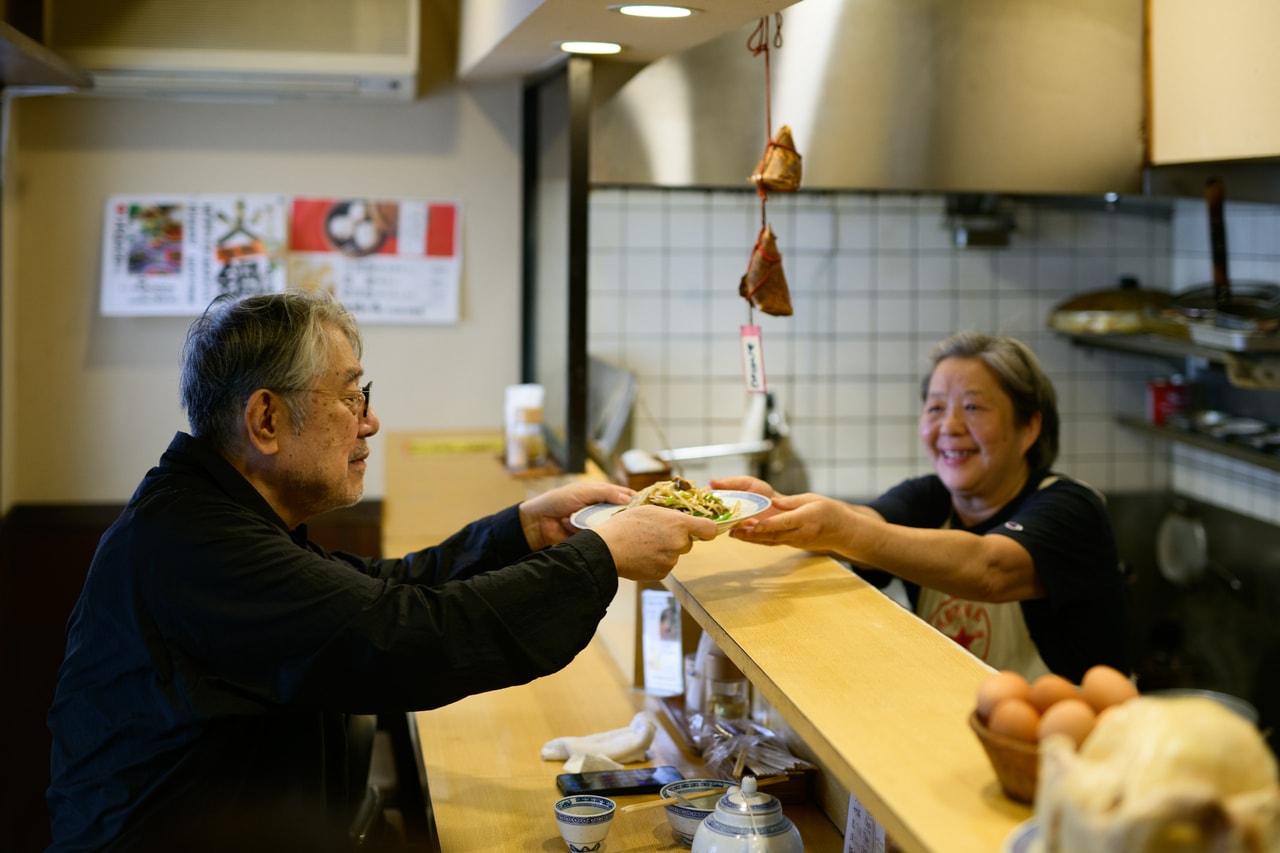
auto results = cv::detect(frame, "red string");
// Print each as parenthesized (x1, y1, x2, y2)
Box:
(746, 13, 784, 305)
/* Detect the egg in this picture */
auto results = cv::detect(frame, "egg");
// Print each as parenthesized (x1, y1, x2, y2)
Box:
(1028, 673, 1080, 713)
(1080, 664, 1139, 713)
(987, 697, 1040, 743)
(1037, 697, 1097, 747)
(976, 670, 1032, 721)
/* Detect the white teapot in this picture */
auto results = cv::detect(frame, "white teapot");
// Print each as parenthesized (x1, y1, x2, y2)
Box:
(690, 775, 803, 853)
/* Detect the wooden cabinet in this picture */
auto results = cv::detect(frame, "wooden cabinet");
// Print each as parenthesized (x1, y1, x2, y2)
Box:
(1148, 0, 1280, 164)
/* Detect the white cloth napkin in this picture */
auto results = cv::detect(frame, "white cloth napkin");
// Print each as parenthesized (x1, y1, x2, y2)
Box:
(540, 711, 657, 765)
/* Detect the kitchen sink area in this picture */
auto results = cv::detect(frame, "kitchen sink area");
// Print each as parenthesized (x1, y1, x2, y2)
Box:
(1108, 491, 1280, 741)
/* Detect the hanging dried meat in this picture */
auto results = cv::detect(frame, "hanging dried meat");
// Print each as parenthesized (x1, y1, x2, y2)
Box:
(750, 125, 802, 194)
(739, 223, 793, 316)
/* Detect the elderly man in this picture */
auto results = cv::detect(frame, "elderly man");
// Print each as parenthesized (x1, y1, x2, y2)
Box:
(46, 290, 713, 852)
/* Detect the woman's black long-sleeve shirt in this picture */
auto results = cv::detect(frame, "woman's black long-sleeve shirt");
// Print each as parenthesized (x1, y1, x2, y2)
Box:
(46, 432, 618, 852)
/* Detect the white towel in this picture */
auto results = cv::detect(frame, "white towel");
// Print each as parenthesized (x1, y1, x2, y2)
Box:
(561, 753, 624, 772)
(540, 711, 657, 764)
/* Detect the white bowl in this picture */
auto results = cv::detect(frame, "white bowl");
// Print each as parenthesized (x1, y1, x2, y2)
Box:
(660, 779, 734, 845)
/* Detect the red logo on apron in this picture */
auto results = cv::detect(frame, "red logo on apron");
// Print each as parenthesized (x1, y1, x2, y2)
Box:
(926, 598, 992, 659)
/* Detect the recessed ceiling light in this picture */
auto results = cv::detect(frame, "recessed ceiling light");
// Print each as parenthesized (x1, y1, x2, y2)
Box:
(558, 41, 623, 55)
(612, 4, 697, 18)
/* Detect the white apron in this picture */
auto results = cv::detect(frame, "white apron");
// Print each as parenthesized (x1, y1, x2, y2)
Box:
(914, 481, 1058, 680)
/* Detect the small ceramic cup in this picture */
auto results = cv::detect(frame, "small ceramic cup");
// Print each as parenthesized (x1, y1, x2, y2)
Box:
(554, 794, 616, 852)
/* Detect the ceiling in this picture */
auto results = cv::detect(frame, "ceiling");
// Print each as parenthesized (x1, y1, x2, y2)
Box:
(456, 0, 804, 80)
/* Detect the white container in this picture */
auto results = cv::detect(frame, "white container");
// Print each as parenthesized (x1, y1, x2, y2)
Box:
(691, 776, 802, 853)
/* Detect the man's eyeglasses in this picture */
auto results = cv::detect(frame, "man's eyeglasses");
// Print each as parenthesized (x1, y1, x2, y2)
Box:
(297, 381, 372, 418)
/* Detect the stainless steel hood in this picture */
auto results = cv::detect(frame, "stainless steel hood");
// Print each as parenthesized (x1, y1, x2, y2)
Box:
(590, 0, 1147, 195)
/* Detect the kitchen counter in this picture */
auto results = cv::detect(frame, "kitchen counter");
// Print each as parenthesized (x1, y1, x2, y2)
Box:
(382, 432, 1029, 851)
(662, 536, 1029, 853)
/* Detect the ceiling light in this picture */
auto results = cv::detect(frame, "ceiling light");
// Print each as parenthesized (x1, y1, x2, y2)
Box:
(612, 4, 697, 17)
(558, 41, 623, 55)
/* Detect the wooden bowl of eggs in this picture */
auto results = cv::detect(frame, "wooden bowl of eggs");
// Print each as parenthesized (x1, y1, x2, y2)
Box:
(970, 665, 1138, 803)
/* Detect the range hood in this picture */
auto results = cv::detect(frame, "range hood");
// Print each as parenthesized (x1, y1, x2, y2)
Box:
(590, 0, 1147, 196)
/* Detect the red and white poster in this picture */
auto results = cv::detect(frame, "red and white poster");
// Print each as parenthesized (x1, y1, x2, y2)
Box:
(288, 197, 461, 324)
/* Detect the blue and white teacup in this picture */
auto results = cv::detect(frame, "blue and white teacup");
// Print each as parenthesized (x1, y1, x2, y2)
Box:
(554, 794, 616, 852)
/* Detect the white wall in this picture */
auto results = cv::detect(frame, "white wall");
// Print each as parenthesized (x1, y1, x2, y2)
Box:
(4, 82, 525, 507)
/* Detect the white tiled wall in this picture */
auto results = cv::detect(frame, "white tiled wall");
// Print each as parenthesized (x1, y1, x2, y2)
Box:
(589, 187, 1177, 503)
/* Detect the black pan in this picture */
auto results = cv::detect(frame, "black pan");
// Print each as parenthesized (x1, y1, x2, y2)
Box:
(1169, 179, 1280, 333)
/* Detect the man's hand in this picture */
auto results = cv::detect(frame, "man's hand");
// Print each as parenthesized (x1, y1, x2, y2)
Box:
(590, 505, 717, 582)
(518, 482, 635, 551)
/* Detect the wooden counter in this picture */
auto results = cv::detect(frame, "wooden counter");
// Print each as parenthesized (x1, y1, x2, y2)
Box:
(382, 433, 1028, 851)
(413, 636, 843, 851)
(663, 536, 1030, 853)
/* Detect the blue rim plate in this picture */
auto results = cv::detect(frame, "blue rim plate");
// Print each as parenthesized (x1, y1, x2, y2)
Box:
(569, 490, 771, 537)
(1003, 818, 1041, 853)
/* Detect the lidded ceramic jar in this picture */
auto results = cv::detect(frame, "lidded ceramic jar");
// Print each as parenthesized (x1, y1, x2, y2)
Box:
(690, 775, 803, 853)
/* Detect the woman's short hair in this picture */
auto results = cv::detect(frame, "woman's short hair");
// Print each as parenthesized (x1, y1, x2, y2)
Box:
(180, 290, 362, 452)
(921, 331, 1060, 471)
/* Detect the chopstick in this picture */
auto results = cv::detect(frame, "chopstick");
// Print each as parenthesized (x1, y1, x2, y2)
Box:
(618, 774, 787, 814)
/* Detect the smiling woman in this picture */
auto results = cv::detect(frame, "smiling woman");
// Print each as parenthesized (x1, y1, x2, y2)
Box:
(711, 331, 1129, 684)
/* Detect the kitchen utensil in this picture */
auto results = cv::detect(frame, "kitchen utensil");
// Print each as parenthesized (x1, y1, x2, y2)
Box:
(1146, 688, 1259, 725)
(1175, 178, 1280, 333)
(1156, 507, 1207, 587)
(1155, 505, 1243, 591)
(1048, 276, 1172, 335)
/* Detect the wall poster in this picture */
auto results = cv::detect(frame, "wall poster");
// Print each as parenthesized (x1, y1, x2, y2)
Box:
(100, 194, 289, 317)
(99, 194, 462, 325)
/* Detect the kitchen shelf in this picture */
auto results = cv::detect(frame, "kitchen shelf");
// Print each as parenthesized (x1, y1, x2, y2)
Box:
(1063, 333, 1225, 364)
(1117, 414, 1280, 473)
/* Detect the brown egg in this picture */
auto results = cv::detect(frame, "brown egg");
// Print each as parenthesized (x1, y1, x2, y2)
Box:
(976, 670, 1032, 721)
(1028, 673, 1080, 713)
(987, 697, 1040, 743)
(1080, 665, 1139, 712)
(1037, 697, 1097, 747)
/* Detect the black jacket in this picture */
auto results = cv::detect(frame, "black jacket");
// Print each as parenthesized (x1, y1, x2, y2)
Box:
(47, 432, 617, 852)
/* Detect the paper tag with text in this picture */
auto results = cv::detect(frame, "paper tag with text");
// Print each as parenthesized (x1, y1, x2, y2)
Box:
(843, 792, 886, 853)
(740, 325, 767, 394)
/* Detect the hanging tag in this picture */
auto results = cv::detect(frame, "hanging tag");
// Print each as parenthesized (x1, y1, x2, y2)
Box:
(842, 791, 886, 853)
(741, 325, 768, 394)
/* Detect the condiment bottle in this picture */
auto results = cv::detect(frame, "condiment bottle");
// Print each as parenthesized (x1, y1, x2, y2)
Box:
(702, 644, 750, 720)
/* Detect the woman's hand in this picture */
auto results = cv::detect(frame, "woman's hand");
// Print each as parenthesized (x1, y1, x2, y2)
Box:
(728, 492, 863, 556)
(709, 476, 778, 499)
(518, 482, 634, 551)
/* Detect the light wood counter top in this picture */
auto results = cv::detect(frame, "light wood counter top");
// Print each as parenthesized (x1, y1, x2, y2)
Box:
(381, 432, 1028, 851)
(413, 636, 843, 851)
(663, 535, 1030, 853)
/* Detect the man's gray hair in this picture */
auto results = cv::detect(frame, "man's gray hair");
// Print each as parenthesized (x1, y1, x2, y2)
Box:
(180, 290, 362, 453)
(921, 331, 1060, 471)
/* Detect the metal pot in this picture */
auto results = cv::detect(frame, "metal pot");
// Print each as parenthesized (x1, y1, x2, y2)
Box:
(1168, 179, 1280, 333)
(1146, 688, 1259, 725)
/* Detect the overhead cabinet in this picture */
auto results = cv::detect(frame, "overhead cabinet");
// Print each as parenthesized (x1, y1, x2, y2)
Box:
(1148, 0, 1280, 165)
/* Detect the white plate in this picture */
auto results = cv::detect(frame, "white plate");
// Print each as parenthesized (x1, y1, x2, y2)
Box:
(569, 490, 771, 537)
(1003, 819, 1042, 853)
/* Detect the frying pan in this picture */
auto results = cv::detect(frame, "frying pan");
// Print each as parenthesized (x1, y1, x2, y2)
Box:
(1168, 179, 1280, 332)
(1048, 276, 1172, 335)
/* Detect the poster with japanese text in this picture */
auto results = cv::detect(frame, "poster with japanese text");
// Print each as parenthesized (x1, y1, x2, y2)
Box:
(288, 197, 461, 324)
(99, 194, 288, 316)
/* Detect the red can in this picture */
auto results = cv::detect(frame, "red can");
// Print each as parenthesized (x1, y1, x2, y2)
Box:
(1147, 375, 1189, 426)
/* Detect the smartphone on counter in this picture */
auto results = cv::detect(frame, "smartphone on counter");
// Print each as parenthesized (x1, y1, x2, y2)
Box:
(555, 765, 684, 797)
